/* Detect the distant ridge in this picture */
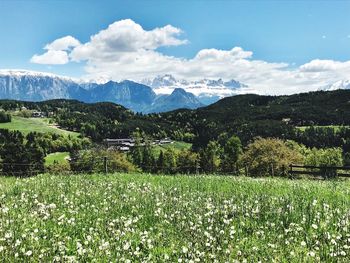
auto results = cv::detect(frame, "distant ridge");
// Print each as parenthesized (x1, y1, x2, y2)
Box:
(0, 70, 205, 113)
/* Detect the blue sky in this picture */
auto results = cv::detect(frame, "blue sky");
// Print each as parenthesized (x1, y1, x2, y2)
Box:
(1, 0, 350, 94)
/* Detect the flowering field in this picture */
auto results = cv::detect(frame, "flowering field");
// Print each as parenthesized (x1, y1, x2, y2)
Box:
(1, 174, 350, 262)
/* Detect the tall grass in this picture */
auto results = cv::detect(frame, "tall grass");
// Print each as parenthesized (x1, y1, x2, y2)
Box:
(0, 173, 350, 261)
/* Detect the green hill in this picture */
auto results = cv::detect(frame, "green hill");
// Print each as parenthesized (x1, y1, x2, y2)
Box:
(0, 116, 79, 137)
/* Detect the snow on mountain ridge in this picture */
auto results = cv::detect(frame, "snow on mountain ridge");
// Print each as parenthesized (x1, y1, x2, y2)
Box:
(0, 69, 78, 82)
(320, 80, 350, 91)
(141, 74, 248, 104)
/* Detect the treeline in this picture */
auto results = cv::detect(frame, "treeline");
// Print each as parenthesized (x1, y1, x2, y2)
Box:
(1, 90, 350, 150)
(0, 129, 90, 176)
(66, 134, 344, 177)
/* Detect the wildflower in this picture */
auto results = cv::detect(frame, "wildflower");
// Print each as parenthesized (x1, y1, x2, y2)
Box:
(25, 250, 33, 256)
(308, 251, 316, 257)
(301, 241, 307, 246)
(182, 246, 188, 253)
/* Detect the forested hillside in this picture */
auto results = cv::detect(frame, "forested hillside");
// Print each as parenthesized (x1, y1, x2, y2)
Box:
(1, 90, 350, 146)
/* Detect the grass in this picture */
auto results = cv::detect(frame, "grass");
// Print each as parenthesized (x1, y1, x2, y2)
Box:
(0, 173, 350, 261)
(153, 141, 192, 155)
(296, 125, 349, 132)
(0, 116, 79, 137)
(44, 152, 70, 166)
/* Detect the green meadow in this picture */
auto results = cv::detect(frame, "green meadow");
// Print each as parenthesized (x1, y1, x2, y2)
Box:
(0, 173, 349, 262)
(0, 116, 79, 137)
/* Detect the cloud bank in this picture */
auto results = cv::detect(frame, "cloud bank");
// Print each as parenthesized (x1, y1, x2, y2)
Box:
(31, 19, 350, 95)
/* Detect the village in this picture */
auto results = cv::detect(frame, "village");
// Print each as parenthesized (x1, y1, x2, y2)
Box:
(103, 137, 173, 151)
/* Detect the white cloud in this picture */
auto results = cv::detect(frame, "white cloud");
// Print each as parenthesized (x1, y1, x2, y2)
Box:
(30, 19, 350, 95)
(30, 36, 80, 65)
(30, 50, 69, 65)
(70, 19, 187, 62)
(45, 36, 80, 51)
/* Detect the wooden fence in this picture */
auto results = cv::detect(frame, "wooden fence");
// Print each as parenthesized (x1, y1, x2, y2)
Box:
(289, 164, 350, 178)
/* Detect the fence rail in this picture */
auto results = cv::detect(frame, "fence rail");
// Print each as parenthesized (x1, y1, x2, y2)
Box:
(289, 164, 350, 178)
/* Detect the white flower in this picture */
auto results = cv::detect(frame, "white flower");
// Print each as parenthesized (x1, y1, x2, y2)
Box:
(182, 246, 188, 253)
(25, 250, 33, 256)
(308, 251, 316, 257)
(312, 224, 318, 230)
(301, 241, 307, 246)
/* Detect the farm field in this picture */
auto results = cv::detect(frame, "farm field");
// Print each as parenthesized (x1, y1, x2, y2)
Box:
(1, 174, 350, 261)
(0, 116, 79, 137)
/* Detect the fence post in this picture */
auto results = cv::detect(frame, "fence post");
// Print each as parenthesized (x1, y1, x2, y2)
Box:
(244, 165, 248, 177)
(271, 163, 275, 177)
(103, 156, 108, 174)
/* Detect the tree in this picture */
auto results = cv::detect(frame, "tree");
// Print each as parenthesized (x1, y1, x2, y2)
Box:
(0, 130, 45, 176)
(177, 150, 199, 174)
(157, 150, 165, 172)
(220, 135, 242, 173)
(162, 149, 177, 174)
(240, 137, 303, 177)
(304, 147, 343, 167)
(70, 148, 137, 173)
(0, 111, 11, 123)
(200, 140, 222, 173)
(130, 130, 143, 167)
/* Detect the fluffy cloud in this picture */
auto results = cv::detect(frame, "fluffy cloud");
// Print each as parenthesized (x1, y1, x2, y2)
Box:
(30, 36, 80, 65)
(30, 50, 69, 65)
(44, 36, 80, 51)
(30, 19, 350, 95)
(70, 19, 187, 62)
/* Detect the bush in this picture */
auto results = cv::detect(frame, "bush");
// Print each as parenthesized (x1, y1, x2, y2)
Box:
(240, 137, 303, 177)
(0, 111, 11, 123)
(70, 148, 137, 173)
(177, 150, 199, 174)
(304, 147, 343, 167)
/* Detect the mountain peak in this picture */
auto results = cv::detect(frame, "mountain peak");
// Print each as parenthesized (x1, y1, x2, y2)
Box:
(171, 87, 188, 95)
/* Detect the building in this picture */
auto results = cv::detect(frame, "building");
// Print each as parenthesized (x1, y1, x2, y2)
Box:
(104, 137, 173, 151)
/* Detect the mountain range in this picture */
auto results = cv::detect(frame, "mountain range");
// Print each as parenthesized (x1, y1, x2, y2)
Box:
(0, 70, 206, 113)
(1, 70, 349, 113)
(142, 74, 247, 105)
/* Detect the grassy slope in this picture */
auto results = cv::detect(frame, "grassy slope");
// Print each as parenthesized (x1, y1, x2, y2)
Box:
(0, 116, 79, 137)
(152, 141, 192, 155)
(0, 173, 349, 261)
(44, 152, 69, 166)
(296, 125, 350, 132)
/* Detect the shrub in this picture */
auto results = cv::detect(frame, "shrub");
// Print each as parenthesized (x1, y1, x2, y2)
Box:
(70, 148, 137, 173)
(0, 111, 11, 123)
(240, 137, 303, 177)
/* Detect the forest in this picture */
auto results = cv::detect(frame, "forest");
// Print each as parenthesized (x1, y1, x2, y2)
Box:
(0, 89, 349, 176)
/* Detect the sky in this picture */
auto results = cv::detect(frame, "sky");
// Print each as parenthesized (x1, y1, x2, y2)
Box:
(1, 0, 350, 94)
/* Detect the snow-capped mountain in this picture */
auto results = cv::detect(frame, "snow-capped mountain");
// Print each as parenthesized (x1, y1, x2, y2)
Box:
(320, 80, 350, 91)
(0, 70, 204, 113)
(141, 74, 247, 105)
(0, 69, 88, 101)
(147, 88, 203, 113)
